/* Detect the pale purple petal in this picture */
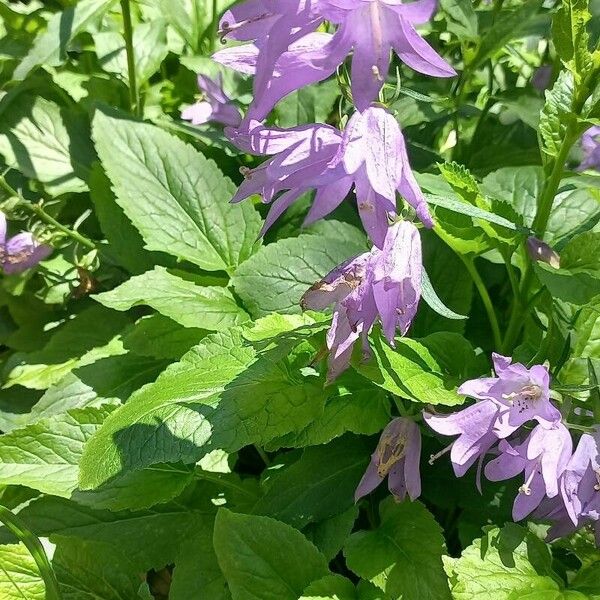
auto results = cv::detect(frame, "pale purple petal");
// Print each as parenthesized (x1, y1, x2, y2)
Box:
(354, 457, 384, 501)
(0, 211, 6, 244)
(513, 469, 546, 521)
(181, 102, 214, 126)
(303, 175, 353, 225)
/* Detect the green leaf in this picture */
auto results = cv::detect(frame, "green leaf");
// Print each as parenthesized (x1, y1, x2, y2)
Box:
(0, 404, 115, 497)
(303, 506, 359, 562)
(355, 330, 468, 406)
(252, 436, 371, 528)
(440, 0, 478, 39)
(421, 269, 467, 320)
(300, 575, 358, 600)
(0, 97, 94, 195)
(539, 71, 576, 160)
(232, 221, 367, 317)
(446, 524, 557, 600)
(266, 372, 390, 448)
(78, 329, 327, 489)
(92, 110, 262, 272)
(95, 20, 168, 85)
(213, 509, 329, 600)
(573, 295, 600, 358)
(94, 266, 249, 330)
(344, 499, 451, 600)
(274, 80, 340, 128)
(0, 543, 45, 600)
(13, 0, 117, 80)
(552, 0, 594, 77)
(571, 562, 600, 596)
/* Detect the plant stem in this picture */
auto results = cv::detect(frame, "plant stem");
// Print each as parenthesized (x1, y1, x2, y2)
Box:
(461, 255, 503, 350)
(0, 505, 63, 600)
(120, 0, 140, 117)
(211, 0, 219, 52)
(0, 176, 97, 251)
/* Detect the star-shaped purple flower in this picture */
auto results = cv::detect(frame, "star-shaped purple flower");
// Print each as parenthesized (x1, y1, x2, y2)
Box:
(355, 417, 422, 502)
(0, 212, 51, 275)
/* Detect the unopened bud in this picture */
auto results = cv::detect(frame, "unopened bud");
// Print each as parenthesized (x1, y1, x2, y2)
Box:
(527, 236, 560, 269)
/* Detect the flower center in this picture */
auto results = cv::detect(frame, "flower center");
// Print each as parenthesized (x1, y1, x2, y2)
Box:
(376, 433, 406, 477)
(519, 466, 538, 496)
(503, 384, 543, 405)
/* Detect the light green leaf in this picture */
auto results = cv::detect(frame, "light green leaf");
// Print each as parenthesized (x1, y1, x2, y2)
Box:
(447, 524, 556, 600)
(0, 543, 45, 600)
(92, 110, 262, 272)
(539, 71, 576, 160)
(422, 269, 467, 320)
(14, 0, 117, 80)
(95, 20, 168, 85)
(94, 266, 249, 330)
(344, 499, 451, 600)
(440, 0, 478, 39)
(252, 436, 371, 528)
(232, 221, 367, 317)
(0, 404, 115, 497)
(78, 329, 327, 489)
(552, 0, 594, 77)
(300, 575, 358, 600)
(0, 97, 94, 195)
(573, 295, 600, 358)
(213, 509, 329, 600)
(356, 330, 468, 406)
(275, 80, 340, 128)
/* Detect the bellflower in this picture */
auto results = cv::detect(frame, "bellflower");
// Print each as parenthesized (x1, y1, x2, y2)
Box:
(578, 125, 600, 172)
(526, 236, 560, 269)
(355, 417, 421, 502)
(216, 0, 455, 117)
(301, 220, 422, 380)
(485, 423, 573, 521)
(228, 106, 432, 247)
(181, 74, 241, 127)
(0, 212, 51, 275)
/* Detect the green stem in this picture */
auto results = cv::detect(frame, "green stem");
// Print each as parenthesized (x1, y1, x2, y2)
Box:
(120, 0, 140, 117)
(0, 176, 98, 251)
(211, 0, 219, 52)
(0, 505, 63, 600)
(461, 255, 503, 350)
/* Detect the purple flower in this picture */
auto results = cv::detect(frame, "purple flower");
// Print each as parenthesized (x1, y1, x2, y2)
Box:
(0, 212, 51, 275)
(215, 0, 454, 118)
(485, 423, 573, 521)
(302, 220, 422, 380)
(228, 106, 432, 247)
(181, 74, 241, 127)
(355, 417, 421, 502)
(578, 126, 600, 172)
(526, 236, 560, 269)
(532, 65, 552, 91)
(460, 353, 561, 431)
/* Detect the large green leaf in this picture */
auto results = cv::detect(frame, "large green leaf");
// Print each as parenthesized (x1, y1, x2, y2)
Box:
(446, 524, 558, 600)
(252, 436, 371, 528)
(344, 499, 451, 600)
(0, 404, 115, 497)
(0, 97, 94, 195)
(213, 509, 329, 600)
(539, 71, 575, 161)
(440, 0, 478, 39)
(94, 266, 249, 330)
(14, 0, 117, 80)
(92, 110, 262, 272)
(78, 329, 327, 489)
(573, 295, 600, 358)
(232, 221, 367, 317)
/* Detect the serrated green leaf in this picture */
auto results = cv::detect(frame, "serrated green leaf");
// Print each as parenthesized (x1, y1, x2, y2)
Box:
(78, 329, 327, 489)
(344, 499, 451, 599)
(540, 71, 576, 160)
(252, 436, 371, 528)
(573, 295, 600, 357)
(94, 266, 249, 330)
(232, 221, 368, 317)
(0, 542, 45, 600)
(213, 509, 329, 600)
(552, 0, 594, 77)
(92, 110, 262, 272)
(0, 97, 94, 195)
(14, 0, 117, 80)
(440, 0, 478, 39)
(0, 404, 115, 497)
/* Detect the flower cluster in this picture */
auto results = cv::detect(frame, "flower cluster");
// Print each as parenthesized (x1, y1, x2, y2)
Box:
(0, 212, 51, 275)
(421, 354, 599, 542)
(187, 0, 454, 380)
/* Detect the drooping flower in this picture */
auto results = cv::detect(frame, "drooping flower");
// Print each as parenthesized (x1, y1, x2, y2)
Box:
(485, 422, 573, 521)
(532, 65, 552, 92)
(215, 0, 455, 118)
(526, 236, 560, 269)
(181, 74, 241, 127)
(301, 220, 422, 380)
(0, 212, 51, 275)
(578, 125, 600, 172)
(227, 106, 432, 247)
(355, 417, 421, 502)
